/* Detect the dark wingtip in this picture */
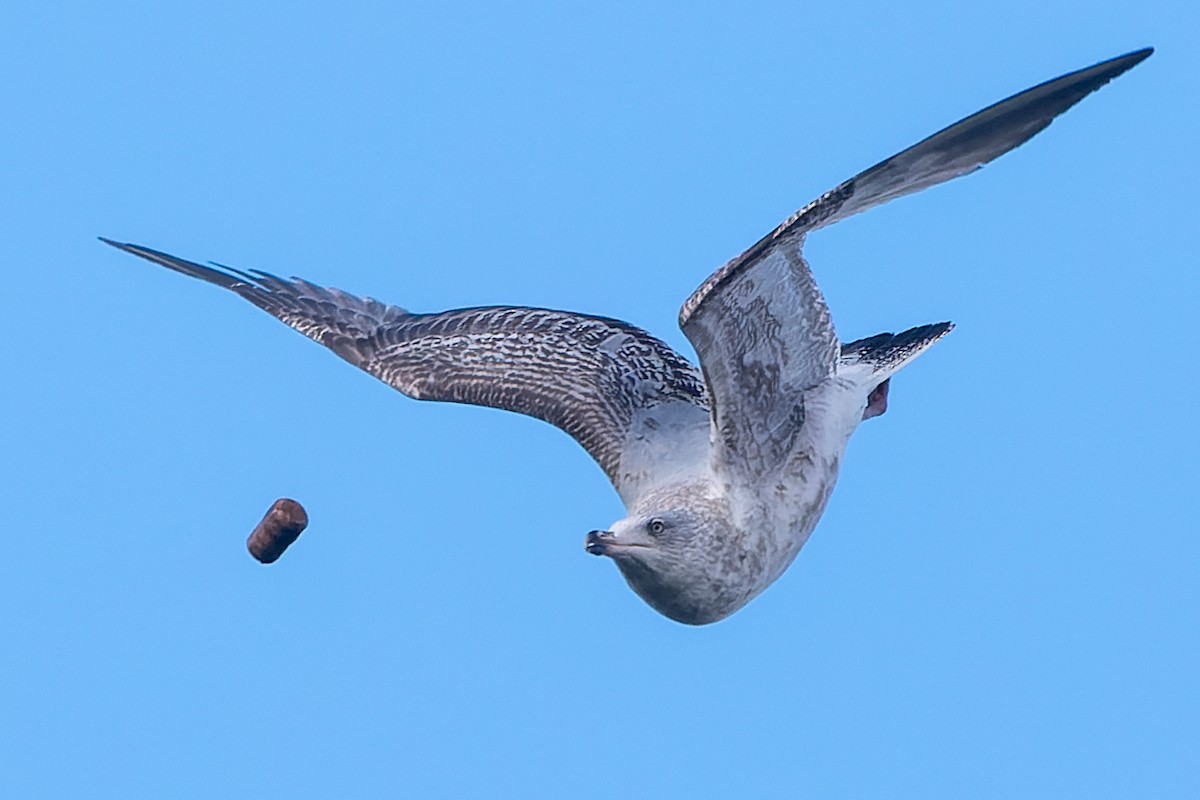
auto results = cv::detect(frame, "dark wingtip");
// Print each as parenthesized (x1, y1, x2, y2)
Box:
(99, 236, 157, 261)
(1124, 47, 1154, 65)
(97, 237, 249, 291)
(1096, 47, 1153, 83)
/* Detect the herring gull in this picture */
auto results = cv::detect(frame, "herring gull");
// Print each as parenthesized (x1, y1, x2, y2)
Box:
(102, 49, 1151, 624)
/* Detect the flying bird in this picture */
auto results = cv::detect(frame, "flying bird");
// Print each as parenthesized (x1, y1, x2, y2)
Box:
(103, 49, 1151, 624)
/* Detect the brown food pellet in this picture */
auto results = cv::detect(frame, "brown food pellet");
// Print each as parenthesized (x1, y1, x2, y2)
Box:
(247, 498, 308, 564)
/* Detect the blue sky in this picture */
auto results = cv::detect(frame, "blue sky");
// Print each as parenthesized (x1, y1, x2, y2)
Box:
(2, 1, 1195, 797)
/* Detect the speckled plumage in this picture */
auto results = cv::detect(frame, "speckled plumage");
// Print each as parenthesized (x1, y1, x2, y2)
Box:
(104, 49, 1150, 624)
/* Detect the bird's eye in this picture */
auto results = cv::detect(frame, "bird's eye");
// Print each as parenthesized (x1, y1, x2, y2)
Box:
(648, 519, 665, 535)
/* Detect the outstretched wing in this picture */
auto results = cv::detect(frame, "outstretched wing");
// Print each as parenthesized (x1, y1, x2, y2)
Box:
(101, 239, 711, 505)
(679, 48, 1151, 483)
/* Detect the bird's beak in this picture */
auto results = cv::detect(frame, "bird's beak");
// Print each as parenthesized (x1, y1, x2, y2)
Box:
(585, 530, 614, 556)
(585, 529, 650, 557)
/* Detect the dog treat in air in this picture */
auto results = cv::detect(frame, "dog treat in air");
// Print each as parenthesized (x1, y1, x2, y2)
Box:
(246, 498, 308, 564)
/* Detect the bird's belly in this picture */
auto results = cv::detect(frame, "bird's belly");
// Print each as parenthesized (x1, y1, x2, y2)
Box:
(746, 452, 843, 591)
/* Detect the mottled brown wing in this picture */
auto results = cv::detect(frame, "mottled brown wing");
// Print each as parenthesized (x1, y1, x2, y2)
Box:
(679, 49, 1151, 483)
(101, 239, 710, 503)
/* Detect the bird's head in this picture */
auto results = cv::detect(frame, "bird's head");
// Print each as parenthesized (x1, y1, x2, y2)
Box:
(585, 484, 749, 625)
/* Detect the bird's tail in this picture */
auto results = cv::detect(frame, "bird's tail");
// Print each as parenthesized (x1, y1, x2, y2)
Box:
(838, 322, 953, 420)
(839, 322, 954, 384)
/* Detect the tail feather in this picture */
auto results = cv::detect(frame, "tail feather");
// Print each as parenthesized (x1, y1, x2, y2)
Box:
(838, 322, 953, 420)
(840, 322, 954, 381)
